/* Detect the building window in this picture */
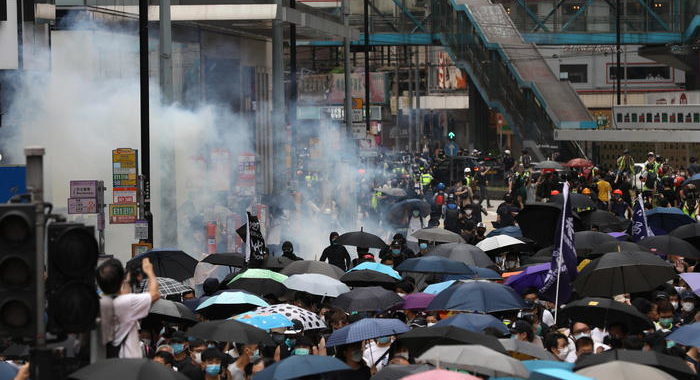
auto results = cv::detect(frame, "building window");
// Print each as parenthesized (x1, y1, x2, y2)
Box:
(560, 64, 588, 83)
(609, 65, 671, 81)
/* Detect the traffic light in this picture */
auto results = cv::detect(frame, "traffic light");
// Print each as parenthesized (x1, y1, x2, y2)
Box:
(448, 131, 456, 140)
(0, 204, 37, 338)
(47, 223, 98, 334)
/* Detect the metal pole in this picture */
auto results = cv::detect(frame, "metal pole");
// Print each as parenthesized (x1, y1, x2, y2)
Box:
(139, 0, 153, 243)
(159, 0, 177, 247)
(290, 0, 298, 151)
(363, 0, 370, 132)
(272, 0, 285, 192)
(414, 46, 421, 152)
(615, 0, 621, 105)
(343, 0, 352, 135)
(25, 147, 45, 350)
(407, 47, 413, 152)
(98, 181, 105, 255)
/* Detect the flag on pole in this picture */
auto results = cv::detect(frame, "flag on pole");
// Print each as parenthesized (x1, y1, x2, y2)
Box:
(235, 212, 267, 265)
(539, 182, 577, 304)
(630, 194, 654, 241)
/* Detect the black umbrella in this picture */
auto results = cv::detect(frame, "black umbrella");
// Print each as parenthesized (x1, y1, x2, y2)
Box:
(335, 229, 387, 249)
(339, 270, 400, 288)
(331, 286, 403, 312)
(201, 253, 246, 268)
(669, 223, 700, 250)
(574, 350, 696, 380)
(534, 160, 564, 170)
(558, 297, 653, 332)
(573, 251, 676, 297)
(515, 203, 582, 247)
(147, 299, 197, 324)
(581, 210, 630, 232)
(263, 256, 294, 271)
(426, 243, 494, 267)
(549, 193, 597, 212)
(126, 249, 198, 282)
(187, 319, 274, 345)
(396, 325, 506, 356)
(68, 359, 189, 380)
(385, 199, 431, 225)
(574, 231, 618, 256)
(281, 260, 345, 279)
(590, 241, 650, 257)
(371, 364, 434, 380)
(637, 235, 700, 259)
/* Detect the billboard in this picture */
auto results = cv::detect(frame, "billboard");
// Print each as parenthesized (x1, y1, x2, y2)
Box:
(298, 72, 389, 105)
(613, 105, 700, 130)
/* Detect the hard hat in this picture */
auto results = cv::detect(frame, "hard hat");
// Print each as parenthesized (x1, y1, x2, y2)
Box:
(437, 183, 446, 190)
(613, 189, 623, 195)
(582, 188, 592, 195)
(464, 167, 471, 173)
(477, 222, 486, 228)
(550, 190, 560, 196)
(505, 150, 511, 155)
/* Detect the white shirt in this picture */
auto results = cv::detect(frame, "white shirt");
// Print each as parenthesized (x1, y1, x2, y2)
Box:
(112, 293, 152, 358)
(363, 341, 391, 370)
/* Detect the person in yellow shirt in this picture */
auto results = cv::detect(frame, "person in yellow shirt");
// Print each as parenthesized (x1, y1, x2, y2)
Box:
(596, 175, 612, 209)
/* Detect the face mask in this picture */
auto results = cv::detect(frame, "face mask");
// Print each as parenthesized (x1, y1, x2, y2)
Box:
(412, 211, 420, 217)
(293, 348, 310, 356)
(376, 336, 391, 344)
(419, 243, 428, 250)
(172, 343, 186, 355)
(250, 349, 261, 361)
(227, 349, 239, 359)
(682, 302, 695, 312)
(573, 333, 591, 340)
(535, 324, 542, 336)
(396, 292, 407, 297)
(671, 301, 679, 310)
(394, 352, 409, 360)
(557, 347, 570, 361)
(351, 350, 363, 362)
(285, 338, 297, 348)
(472, 200, 479, 204)
(193, 352, 202, 364)
(205, 364, 221, 376)
(659, 318, 674, 329)
(392, 249, 401, 255)
(427, 322, 436, 327)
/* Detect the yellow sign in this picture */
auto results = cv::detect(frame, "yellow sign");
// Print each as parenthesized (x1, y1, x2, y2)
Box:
(112, 148, 138, 188)
(352, 97, 363, 110)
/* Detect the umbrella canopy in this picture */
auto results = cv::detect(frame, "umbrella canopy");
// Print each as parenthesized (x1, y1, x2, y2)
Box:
(332, 286, 404, 312)
(232, 312, 293, 331)
(475, 235, 525, 253)
(433, 313, 509, 336)
(531, 368, 592, 380)
(523, 360, 574, 372)
(416, 345, 529, 378)
(385, 199, 431, 224)
(444, 267, 502, 281)
(255, 304, 327, 330)
(349, 262, 402, 279)
(68, 359, 188, 380)
(681, 173, 700, 187)
(148, 299, 197, 324)
(280, 260, 345, 279)
(666, 322, 700, 347)
(535, 160, 564, 170)
(370, 364, 433, 380)
(581, 210, 630, 233)
(638, 235, 700, 258)
(423, 280, 456, 295)
(680, 273, 700, 296)
(228, 269, 288, 297)
(426, 243, 494, 267)
(0, 361, 18, 380)
(574, 231, 618, 256)
(195, 291, 269, 319)
(486, 226, 523, 238)
(136, 277, 192, 297)
(335, 230, 387, 249)
(590, 241, 649, 257)
(283, 273, 350, 297)
(253, 354, 350, 380)
(263, 256, 294, 271)
(397, 325, 506, 355)
(503, 263, 549, 295)
(411, 227, 465, 243)
(201, 253, 246, 268)
(573, 349, 695, 380)
(126, 249, 198, 282)
(326, 318, 410, 347)
(645, 207, 696, 234)
(549, 193, 597, 213)
(427, 280, 527, 313)
(498, 338, 555, 360)
(340, 270, 400, 288)
(188, 319, 274, 345)
(563, 158, 593, 168)
(374, 187, 407, 197)
(573, 251, 676, 297)
(516, 203, 582, 247)
(670, 223, 700, 249)
(401, 369, 480, 380)
(558, 297, 653, 332)
(575, 361, 676, 380)
(399, 293, 437, 310)
(395, 256, 476, 275)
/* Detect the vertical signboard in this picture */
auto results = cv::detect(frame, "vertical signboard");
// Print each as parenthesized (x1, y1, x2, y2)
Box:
(110, 148, 139, 224)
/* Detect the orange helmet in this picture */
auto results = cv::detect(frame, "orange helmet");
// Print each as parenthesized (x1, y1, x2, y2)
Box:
(613, 189, 623, 195)
(582, 188, 592, 195)
(550, 190, 560, 196)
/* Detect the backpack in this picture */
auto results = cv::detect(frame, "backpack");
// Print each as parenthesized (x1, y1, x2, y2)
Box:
(435, 193, 445, 206)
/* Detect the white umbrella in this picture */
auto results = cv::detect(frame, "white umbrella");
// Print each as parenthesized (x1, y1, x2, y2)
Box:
(283, 273, 351, 298)
(475, 235, 525, 253)
(411, 227, 465, 243)
(576, 361, 675, 380)
(417, 344, 529, 378)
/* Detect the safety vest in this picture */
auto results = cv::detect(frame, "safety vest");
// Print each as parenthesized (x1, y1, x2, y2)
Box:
(371, 191, 381, 210)
(464, 176, 472, 187)
(421, 173, 433, 186)
(683, 203, 697, 219)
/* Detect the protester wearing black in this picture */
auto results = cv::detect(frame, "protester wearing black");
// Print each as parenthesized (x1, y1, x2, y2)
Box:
(281, 241, 303, 261)
(320, 232, 352, 271)
(171, 333, 204, 380)
(689, 157, 700, 176)
(496, 194, 519, 227)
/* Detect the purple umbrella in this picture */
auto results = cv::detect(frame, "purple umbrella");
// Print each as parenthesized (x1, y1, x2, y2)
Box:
(607, 232, 629, 241)
(680, 273, 700, 296)
(399, 293, 436, 310)
(504, 263, 550, 295)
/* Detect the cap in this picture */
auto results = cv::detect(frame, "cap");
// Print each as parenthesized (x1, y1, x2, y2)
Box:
(680, 290, 696, 300)
(505, 150, 511, 155)
(464, 167, 471, 173)
(582, 188, 592, 194)
(550, 190, 560, 196)
(284, 319, 304, 335)
(510, 320, 532, 334)
(613, 189, 623, 195)
(648, 151, 655, 156)
(652, 290, 669, 300)
(476, 222, 486, 228)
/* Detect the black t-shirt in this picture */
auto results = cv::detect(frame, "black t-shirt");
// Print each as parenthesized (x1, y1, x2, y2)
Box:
(463, 204, 484, 223)
(175, 356, 204, 380)
(324, 364, 371, 380)
(320, 244, 351, 271)
(497, 203, 518, 226)
(610, 200, 629, 218)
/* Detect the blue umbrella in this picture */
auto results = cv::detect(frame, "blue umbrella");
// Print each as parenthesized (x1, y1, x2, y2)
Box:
(423, 280, 456, 295)
(530, 368, 593, 380)
(326, 318, 410, 347)
(434, 313, 509, 335)
(0, 362, 18, 380)
(348, 262, 402, 280)
(682, 173, 700, 187)
(667, 322, 700, 347)
(232, 312, 293, 330)
(253, 355, 350, 380)
(645, 207, 695, 235)
(395, 256, 477, 275)
(487, 226, 523, 238)
(522, 361, 574, 372)
(196, 290, 269, 319)
(504, 263, 550, 295)
(444, 267, 502, 281)
(427, 280, 528, 313)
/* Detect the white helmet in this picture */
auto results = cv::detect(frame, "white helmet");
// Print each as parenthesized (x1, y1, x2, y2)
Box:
(505, 150, 511, 155)
(464, 168, 471, 173)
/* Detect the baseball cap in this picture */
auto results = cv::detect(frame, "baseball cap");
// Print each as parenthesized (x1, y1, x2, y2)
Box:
(476, 222, 486, 228)
(510, 320, 532, 334)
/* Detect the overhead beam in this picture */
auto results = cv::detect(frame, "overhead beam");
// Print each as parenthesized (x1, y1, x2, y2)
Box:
(554, 129, 700, 142)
